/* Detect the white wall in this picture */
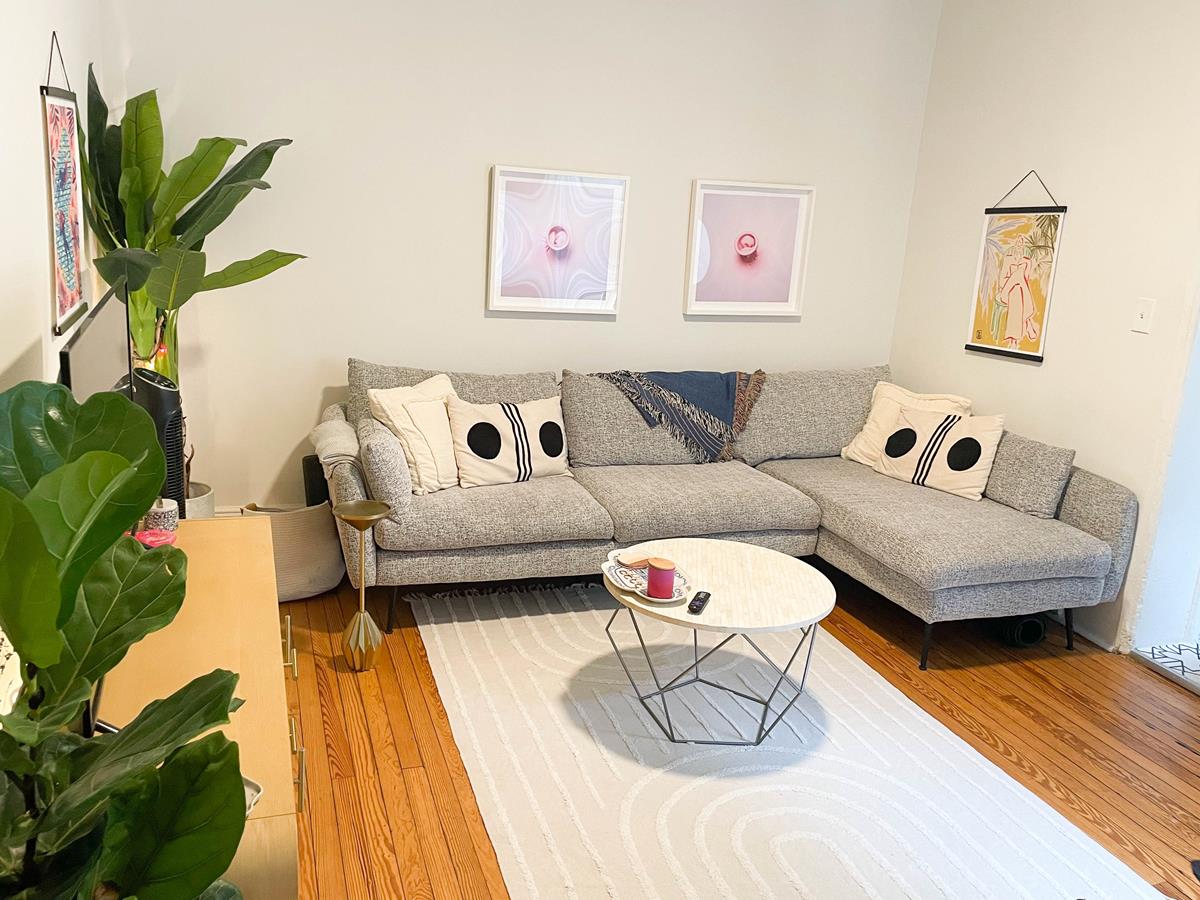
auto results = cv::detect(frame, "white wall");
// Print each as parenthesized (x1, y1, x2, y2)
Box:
(96, 0, 942, 505)
(1, 4, 112, 388)
(890, 0, 1200, 649)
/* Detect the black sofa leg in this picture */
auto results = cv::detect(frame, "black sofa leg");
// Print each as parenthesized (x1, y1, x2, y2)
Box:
(1064, 608, 1075, 651)
(919, 622, 934, 670)
(386, 586, 399, 634)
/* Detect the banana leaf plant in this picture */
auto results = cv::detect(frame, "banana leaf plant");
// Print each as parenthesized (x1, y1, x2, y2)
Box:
(0, 381, 245, 899)
(80, 66, 304, 384)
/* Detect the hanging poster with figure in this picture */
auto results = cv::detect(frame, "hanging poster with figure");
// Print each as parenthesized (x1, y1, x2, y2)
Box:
(41, 86, 89, 336)
(965, 204, 1066, 362)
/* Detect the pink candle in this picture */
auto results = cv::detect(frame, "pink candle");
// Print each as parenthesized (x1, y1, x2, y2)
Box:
(646, 558, 676, 599)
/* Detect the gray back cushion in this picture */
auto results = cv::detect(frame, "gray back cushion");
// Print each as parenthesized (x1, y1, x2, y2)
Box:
(734, 365, 889, 466)
(984, 431, 1075, 519)
(347, 358, 558, 423)
(560, 370, 695, 467)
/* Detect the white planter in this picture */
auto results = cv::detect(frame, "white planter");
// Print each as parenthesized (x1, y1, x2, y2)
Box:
(187, 481, 216, 519)
(241, 502, 346, 602)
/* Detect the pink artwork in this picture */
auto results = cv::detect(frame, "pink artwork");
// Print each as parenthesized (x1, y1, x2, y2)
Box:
(685, 181, 815, 316)
(488, 167, 628, 314)
(42, 88, 88, 333)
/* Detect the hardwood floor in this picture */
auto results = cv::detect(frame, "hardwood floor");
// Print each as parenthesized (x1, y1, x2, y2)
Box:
(283, 572, 1200, 899)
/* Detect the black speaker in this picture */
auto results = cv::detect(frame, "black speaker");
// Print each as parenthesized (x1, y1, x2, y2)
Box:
(130, 369, 187, 517)
(302, 453, 329, 506)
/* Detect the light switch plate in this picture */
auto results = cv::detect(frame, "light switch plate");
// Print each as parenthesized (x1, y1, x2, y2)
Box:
(1132, 297, 1157, 334)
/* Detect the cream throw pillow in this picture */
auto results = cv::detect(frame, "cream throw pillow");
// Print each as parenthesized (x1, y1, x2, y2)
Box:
(447, 395, 569, 488)
(843, 382, 973, 468)
(368, 374, 458, 494)
(873, 408, 1005, 500)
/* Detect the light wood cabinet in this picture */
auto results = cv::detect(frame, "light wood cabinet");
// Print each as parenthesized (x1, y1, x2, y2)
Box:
(101, 517, 300, 898)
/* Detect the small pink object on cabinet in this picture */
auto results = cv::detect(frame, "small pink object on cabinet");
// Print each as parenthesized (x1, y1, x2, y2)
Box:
(646, 557, 676, 599)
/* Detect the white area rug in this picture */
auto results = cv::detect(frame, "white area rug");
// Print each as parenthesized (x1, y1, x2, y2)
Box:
(413, 584, 1157, 899)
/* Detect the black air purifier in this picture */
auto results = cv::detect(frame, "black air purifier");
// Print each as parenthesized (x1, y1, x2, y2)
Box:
(130, 369, 187, 517)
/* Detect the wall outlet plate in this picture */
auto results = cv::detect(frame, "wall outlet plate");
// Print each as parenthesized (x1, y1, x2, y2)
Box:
(1132, 297, 1157, 334)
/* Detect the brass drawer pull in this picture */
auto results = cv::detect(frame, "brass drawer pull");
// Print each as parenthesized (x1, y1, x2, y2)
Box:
(285, 646, 298, 680)
(294, 747, 307, 812)
(282, 614, 294, 658)
(288, 715, 299, 754)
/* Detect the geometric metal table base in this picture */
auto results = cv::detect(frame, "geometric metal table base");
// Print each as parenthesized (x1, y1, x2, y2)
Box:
(605, 606, 818, 747)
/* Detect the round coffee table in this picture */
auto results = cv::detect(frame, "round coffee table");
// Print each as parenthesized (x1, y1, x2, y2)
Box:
(603, 537, 835, 746)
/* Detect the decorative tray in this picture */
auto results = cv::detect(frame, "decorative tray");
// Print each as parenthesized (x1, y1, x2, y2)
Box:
(601, 556, 690, 603)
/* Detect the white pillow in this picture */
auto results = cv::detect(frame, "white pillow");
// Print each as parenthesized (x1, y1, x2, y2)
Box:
(873, 408, 1005, 500)
(368, 374, 459, 494)
(842, 382, 973, 468)
(447, 395, 569, 488)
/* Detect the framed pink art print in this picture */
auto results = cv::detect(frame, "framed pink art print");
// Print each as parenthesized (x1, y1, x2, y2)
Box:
(684, 180, 814, 317)
(487, 166, 628, 315)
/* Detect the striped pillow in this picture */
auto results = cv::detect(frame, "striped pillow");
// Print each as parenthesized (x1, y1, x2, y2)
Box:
(447, 395, 569, 488)
(873, 408, 1005, 500)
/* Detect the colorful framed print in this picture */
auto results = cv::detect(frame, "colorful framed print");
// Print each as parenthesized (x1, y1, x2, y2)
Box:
(965, 205, 1066, 363)
(41, 86, 89, 336)
(684, 180, 815, 317)
(487, 166, 628, 315)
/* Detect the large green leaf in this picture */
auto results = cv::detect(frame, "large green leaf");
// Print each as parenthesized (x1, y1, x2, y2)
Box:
(0, 731, 34, 777)
(85, 66, 120, 238)
(101, 125, 126, 244)
(172, 137, 291, 237)
(40, 536, 187, 707)
(0, 381, 164, 501)
(23, 451, 160, 624)
(200, 250, 304, 292)
(93, 247, 160, 292)
(144, 247, 207, 311)
(36, 669, 239, 853)
(118, 168, 147, 249)
(128, 289, 159, 361)
(176, 179, 269, 250)
(151, 137, 245, 243)
(100, 734, 246, 900)
(120, 90, 164, 201)
(10, 818, 105, 900)
(0, 777, 29, 875)
(0, 488, 62, 666)
(0, 677, 91, 747)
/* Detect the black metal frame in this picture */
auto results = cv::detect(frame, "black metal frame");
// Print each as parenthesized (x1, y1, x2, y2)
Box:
(605, 606, 817, 746)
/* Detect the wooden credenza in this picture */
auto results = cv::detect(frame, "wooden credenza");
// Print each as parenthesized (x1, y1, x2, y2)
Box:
(101, 517, 300, 898)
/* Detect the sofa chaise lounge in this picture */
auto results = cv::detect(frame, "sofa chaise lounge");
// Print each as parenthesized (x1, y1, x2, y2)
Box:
(317, 359, 1138, 668)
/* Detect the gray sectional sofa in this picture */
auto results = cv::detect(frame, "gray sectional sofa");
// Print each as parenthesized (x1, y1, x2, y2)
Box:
(319, 359, 1138, 668)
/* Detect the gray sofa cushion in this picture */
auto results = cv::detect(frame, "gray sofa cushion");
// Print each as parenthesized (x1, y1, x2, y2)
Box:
(347, 358, 558, 423)
(356, 419, 412, 510)
(758, 457, 1111, 590)
(560, 370, 695, 467)
(374, 475, 613, 552)
(735, 365, 889, 465)
(984, 432, 1075, 519)
(572, 461, 819, 542)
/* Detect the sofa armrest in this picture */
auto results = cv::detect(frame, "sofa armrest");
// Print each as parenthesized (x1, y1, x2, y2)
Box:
(321, 402, 349, 424)
(325, 453, 378, 589)
(1058, 467, 1138, 602)
(356, 419, 413, 509)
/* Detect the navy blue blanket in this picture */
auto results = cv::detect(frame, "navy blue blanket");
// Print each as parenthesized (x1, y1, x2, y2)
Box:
(593, 369, 766, 462)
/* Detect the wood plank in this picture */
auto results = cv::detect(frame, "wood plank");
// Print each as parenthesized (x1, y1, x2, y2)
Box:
(316, 592, 407, 900)
(333, 588, 435, 900)
(364, 590, 423, 769)
(290, 601, 351, 899)
(403, 765, 467, 899)
(305, 599, 378, 899)
(378, 606, 496, 900)
(396, 601, 509, 899)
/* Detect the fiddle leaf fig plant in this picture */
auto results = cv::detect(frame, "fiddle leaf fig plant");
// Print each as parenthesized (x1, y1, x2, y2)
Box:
(80, 66, 304, 383)
(0, 382, 245, 898)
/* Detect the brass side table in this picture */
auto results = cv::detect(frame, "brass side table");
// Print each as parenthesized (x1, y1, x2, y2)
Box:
(332, 500, 392, 671)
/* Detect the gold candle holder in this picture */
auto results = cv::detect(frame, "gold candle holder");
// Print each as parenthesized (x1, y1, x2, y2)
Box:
(332, 500, 392, 671)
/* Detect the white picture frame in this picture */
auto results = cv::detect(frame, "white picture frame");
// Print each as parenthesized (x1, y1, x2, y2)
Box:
(487, 165, 629, 315)
(684, 179, 815, 317)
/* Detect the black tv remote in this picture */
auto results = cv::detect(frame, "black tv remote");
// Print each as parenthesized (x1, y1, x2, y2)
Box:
(688, 591, 711, 615)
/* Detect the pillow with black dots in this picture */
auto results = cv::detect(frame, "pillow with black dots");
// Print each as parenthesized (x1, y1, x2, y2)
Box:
(447, 394, 569, 488)
(873, 407, 1005, 501)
